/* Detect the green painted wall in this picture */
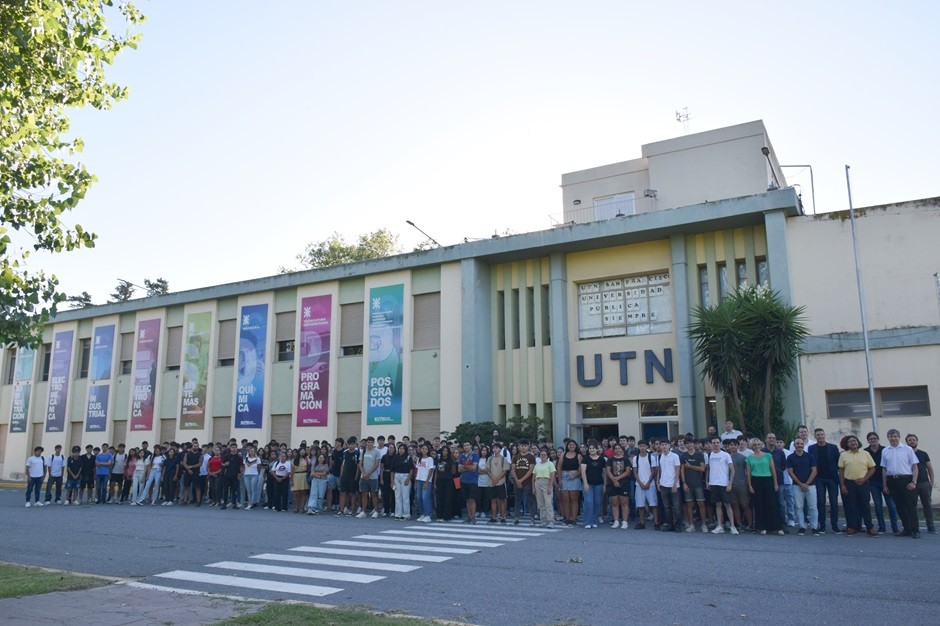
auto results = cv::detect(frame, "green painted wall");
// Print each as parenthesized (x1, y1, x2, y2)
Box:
(271, 362, 294, 414)
(336, 356, 363, 411)
(212, 367, 234, 416)
(410, 350, 440, 410)
(412, 266, 441, 295)
(160, 371, 180, 418)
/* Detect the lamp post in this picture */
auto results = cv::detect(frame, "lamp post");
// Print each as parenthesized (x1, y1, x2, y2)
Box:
(405, 220, 441, 248)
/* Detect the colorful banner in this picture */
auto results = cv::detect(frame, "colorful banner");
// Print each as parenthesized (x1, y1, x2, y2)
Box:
(85, 384, 110, 433)
(46, 330, 74, 432)
(11, 384, 30, 433)
(180, 311, 212, 430)
(235, 303, 267, 429)
(13, 346, 35, 382)
(91, 325, 115, 381)
(367, 284, 403, 425)
(131, 319, 161, 432)
(297, 295, 331, 427)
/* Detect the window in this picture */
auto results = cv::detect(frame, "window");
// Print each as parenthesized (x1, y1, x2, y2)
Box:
(525, 287, 535, 348)
(165, 326, 183, 371)
(510, 289, 520, 349)
(736, 260, 747, 288)
(577, 272, 672, 339)
(756, 256, 769, 287)
(705, 396, 718, 426)
(582, 402, 617, 419)
(277, 340, 295, 362)
(217, 319, 237, 366)
(340, 302, 364, 356)
(413, 292, 441, 350)
(496, 291, 506, 350)
(717, 262, 730, 302)
(540, 284, 551, 346)
(120, 332, 134, 375)
(641, 399, 678, 417)
(3, 348, 14, 385)
(593, 192, 635, 220)
(77, 338, 91, 378)
(41, 343, 52, 382)
(698, 265, 710, 308)
(826, 386, 930, 419)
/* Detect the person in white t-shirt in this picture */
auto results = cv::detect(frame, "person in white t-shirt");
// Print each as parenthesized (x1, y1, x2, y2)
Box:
(632, 441, 659, 529)
(720, 420, 744, 442)
(25, 447, 46, 507)
(657, 441, 682, 532)
(706, 437, 738, 534)
(141, 445, 165, 505)
(44, 444, 66, 504)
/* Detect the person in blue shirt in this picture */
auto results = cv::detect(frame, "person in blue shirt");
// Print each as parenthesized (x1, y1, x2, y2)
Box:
(458, 442, 480, 524)
(94, 443, 114, 504)
(808, 428, 842, 533)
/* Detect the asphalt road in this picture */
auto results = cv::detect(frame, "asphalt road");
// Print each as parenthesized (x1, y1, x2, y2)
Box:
(2, 488, 937, 625)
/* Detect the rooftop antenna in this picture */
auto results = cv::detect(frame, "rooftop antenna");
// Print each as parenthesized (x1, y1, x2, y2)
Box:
(675, 107, 690, 134)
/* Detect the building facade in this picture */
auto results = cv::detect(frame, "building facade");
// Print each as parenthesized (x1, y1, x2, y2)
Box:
(1, 121, 937, 499)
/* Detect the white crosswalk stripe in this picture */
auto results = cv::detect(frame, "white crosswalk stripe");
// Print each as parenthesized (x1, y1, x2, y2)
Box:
(412, 525, 553, 537)
(290, 546, 453, 562)
(154, 570, 342, 597)
(324, 540, 480, 554)
(207, 560, 384, 583)
(380, 529, 523, 542)
(251, 552, 421, 572)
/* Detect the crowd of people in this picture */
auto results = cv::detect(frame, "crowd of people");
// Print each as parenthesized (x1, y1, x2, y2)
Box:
(21, 421, 935, 539)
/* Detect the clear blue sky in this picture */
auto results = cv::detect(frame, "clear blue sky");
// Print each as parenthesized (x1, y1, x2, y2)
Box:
(22, 0, 940, 304)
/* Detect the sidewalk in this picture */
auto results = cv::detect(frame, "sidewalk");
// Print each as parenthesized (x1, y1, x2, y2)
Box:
(0, 580, 263, 625)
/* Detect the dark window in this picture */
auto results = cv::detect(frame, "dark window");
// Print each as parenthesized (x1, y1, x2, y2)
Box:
(277, 340, 295, 362)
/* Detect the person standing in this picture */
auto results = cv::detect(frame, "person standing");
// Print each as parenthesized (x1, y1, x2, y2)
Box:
(43, 444, 66, 504)
(556, 440, 583, 527)
(706, 438, 738, 534)
(632, 440, 659, 530)
(220, 443, 244, 510)
(25, 447, 46, 507)
(65, 446, 84, 506)
(865, 432, 899, 534)
(720, 420, 743, 442)
(357, 437, 382, 519)
(180, 444, 204, 506)
(392, 443, 413, 520)
(488, 442, 510, 524)
(458, 442, 481, 524)
(414, 443, 436, 523)
(94, 443, 113, 505)
(657, 441, 682, 533)
(787, 438, 819, 536)
(161, 447, 180, 505)
(533, 449, 556, 528)
(580, 443, 606, 529)
(746, 438, 783, 535)
(108, 444, 127, 504)
(243, 446, 261, 509)
(80, 445, 96, 505)
(435, 444, 457, 522)
(141, 445, 165, 505)
(130, 449, 149, 505)
(881, 429, 920, 538)
(511, 440, 536, 525)
(605, 444, 632, 530)
(838, 435, 877, 536)
(681, 439, 709, 532)
(269, 451, 291, 512)
(726, 439, 753, 531)
(905, 434, 935, 534)
(808, 428, 842, 533)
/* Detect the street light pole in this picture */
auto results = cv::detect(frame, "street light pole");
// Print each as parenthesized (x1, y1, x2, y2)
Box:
(405, 220, 441, 247)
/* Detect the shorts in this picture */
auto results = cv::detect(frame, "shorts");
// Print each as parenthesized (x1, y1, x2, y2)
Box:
(730, 483, 750, 505)
(65, 478, 82, 491)
(487, 485, 507, 500)
(340, 478, 358, 494)
(82, 476, 95, 489)
(608, 482, 629, 497)
(635, 484, 658, 508)
(461, 483, 481, 502)
(683, 485, 705, 502)
(560, 474, 583, 491)
(182, 471, 199, 487)
(109, 473, 125, 485)
(327, 474, 341, 490)
(358, 478, 379, 493)
(710, 485, 732, 505)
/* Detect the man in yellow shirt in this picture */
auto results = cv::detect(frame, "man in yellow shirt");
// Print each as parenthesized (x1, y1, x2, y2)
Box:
(838, 435, 877, 536)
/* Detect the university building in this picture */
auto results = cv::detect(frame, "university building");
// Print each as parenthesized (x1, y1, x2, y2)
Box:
(1, 120, 937, 494)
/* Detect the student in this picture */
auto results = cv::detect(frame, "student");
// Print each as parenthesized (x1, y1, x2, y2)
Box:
(81, 445, 96, 504)
(906, 434, 935, 534)
(306, 453, 330, 514)
(864, 432, 899, 534)
(43, 444, 66, 504)
(94, 443, 113, 505)
(338, 437, 361, 516)
(380, 435, 397, 516)
(62, 446, 82, 505)
(511, 440, 536, 525)
(557, 439, 583, 527)
(415, 443, 436, 523)
(787, 437, 819, 535)
(220, 442, 244, 510)
(180, 443, 204, 506)
(108, 443, 127, 503)
(658, 440, 682, 533)
(533, 448, 556, 528)
(746, 438, 783, 535)
(435, 444, 457, 522)
(706, 437, 738, 534)
(326, 438, 345, 513)
(808, 428, 842, 534)
(487, 442, 509, 524)
(129, 448, 149, 505)
(720, 420, 743, 442)
(606, 444, 632, 529)
(633, 440, 659, 530)
(458, 442, 481, 524)
(580, 442, 606, 529)
(25, 446, 46, 507)
(243, 446, 261, 509)
(680, 439, 709, 532)
(162, 447, 180, 505)
(725, 439, 752, 531)
(291, 448, 309, 514)
(141, 445, 165, 505)
(269, 450, 291, 512)
(392, 443, 413, 520)
(357, 437, 382, 519)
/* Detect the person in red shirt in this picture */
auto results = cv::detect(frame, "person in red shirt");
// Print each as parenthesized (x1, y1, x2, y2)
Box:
(207, 448, 223, 506)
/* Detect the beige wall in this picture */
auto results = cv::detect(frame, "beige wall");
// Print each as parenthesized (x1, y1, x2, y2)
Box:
(561, 157, 651, 223)
(439, 262, 462, 434)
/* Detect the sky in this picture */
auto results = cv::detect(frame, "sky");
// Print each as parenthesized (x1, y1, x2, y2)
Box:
(17, 0, 940, 305)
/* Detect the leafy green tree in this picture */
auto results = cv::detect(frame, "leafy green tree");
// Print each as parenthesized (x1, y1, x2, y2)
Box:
(688, 285, 808, 436)
(0, 0, 145, 347)
(284, 228, 402, 271)
(68, 291, 93, 308)
(110, 279, 135, 302)
(442, 415, 551, 446)
(144, 277, 169, 297)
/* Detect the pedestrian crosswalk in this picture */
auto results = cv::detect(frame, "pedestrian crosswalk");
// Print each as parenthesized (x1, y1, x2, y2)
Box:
(131, 520, 566, 601)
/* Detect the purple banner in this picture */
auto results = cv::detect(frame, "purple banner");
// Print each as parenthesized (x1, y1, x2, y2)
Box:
(91, 324, 115, 381)
(45, 330, 74, 432)
(297, 295, 331, 427)
(85, 384, 109, 432)
(131, 319, 161, 432)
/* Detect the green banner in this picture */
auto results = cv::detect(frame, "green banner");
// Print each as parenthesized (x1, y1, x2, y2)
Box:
(180, 311, 212, 430)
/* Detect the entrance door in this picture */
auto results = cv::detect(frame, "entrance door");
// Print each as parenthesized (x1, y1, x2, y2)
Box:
(641, 422, 668, 441)
(583, 423, 619, 442)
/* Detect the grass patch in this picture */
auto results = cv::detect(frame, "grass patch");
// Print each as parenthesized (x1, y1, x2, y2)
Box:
(0, 563, 108, 599)
(218, 602, 441, 625)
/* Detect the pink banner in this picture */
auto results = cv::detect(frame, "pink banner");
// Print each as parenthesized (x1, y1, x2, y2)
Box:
(131, 319, 161, 432)
(297, 295, 331, 426)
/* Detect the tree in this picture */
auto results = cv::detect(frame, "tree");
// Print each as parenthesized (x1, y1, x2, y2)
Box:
(285, 228, 402, 271)
(688, 285, 808, 436)
(442, 415, 551, 446)
(110, 279, 135, 302)
(68, 291, 93, 308)
(144, 277, 169, 297)
(0, 1, 145, 348)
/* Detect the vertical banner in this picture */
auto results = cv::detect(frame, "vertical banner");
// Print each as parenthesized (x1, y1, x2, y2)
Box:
(11, 384, 31, 433)
(91, 325, 115, 381)
(297, 295, 331, 427)
(367, 284, 404, 426)
(46, 330, 74, 432)
(85, 384, 110, 432)
(180, 311, 212, 430)
(14, 347, 35, 382)
(131, 319, 161, 432)
(235, 304, 267, 429)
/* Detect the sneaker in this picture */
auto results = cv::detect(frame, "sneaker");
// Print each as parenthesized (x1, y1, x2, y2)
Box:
(64, 501, 70, 506)
(371, 511, 379, 519)
(832, 526, 844, 534)
(812, 529, 821, 536)
(585, 524, 593, 529)
(797, 528, 806, 535)
(634, 523, 646, 530)
(711, 526, 725, 534)
(488, 518, 497, 524)
(500, 518, 507, 524)
(661, 524, 673, 532)
(611, 520, 621, 529)
(36, 502, 45, 507)
(867, 529, 878, 537)
(702, 525, 710, 533)
(25, 502, 31, 508)
(621, 522, 630, 530)
(730, 526, 739, 535)
(685, 524, 695, 533)
(356, 511, 367, 518)
(846, 528, 858, 536)
(345, 510, 353, 516)
(513, 519, 520, 526)
(55, 500, 62, 505)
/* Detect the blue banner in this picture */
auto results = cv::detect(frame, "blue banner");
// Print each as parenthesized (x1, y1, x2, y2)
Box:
(235, 303, 268, 429)
(85, 384, 109, 433)
(91, 325, 115, 381)
(11, 384, 30, 433)
(367, 284, 404, 425)
(46, 330, 74, 433)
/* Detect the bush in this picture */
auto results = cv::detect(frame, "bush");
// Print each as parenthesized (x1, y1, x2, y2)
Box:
(441, 415, 551, 446)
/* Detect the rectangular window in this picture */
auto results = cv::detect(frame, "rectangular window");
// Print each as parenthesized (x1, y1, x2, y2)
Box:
(277, 340, 295, 362)
(3, 348, 15, 385)
(510, 289, 520, 349)
(218, 319, 237, 366)
(698, 265, 710, 308)
(77, 338, 91, 378)
(540, 284, 551, 346)
(120, 332, 134, 375)
(717, 262, 729, 302)
(340, 302, 364, 356)
(275, 311, 296, 343)
(496, 291, 506, 350)
(756, 256, 769, 287)
(582, 402, 617, 419)
(525, 287, 535, 348)
(165, 326, 183, 371)
(640, 399, 679, 417)
(736, 260, 747, 288)
(41, 343, 52, 382)
(498, 404, 507, 424)
(593, 192, 635, 220)
(577, 272, 672, 339)
(413, 292, 441, 350)
(826, 386, 931, 419)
